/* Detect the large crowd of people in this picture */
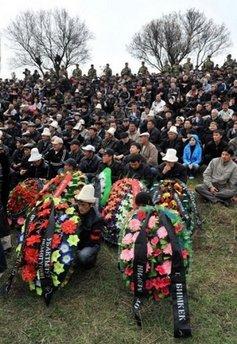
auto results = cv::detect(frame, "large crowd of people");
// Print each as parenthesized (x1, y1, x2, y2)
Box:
(0, 55, 237, 276)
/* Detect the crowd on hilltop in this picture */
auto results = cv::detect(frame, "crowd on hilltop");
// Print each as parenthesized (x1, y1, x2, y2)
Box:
(0, 54, 237, 208)
(0, 54, 237, 277)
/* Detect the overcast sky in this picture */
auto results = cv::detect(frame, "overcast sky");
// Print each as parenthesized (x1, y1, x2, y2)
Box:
(0, 0, 236, 78)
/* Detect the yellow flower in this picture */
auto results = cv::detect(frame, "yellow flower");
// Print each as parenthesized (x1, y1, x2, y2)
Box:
(51, 250, 61, 263)
(67, 235, 80, 246)
(54, 262, 65, 275)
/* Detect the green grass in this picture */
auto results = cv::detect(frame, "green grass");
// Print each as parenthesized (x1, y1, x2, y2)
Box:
(0, 184, 237, 344)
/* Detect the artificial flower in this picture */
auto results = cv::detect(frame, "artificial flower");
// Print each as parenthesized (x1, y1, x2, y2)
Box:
(137, 210, 147, 221)
(51, 250, 61, 263)
(39, 220, 49, 230)
(65, 207, 74, 215)
(24, 247, 39, 264)
(163, 243, 172, 255)
(54, 262, 65, 275)
(124, 266, 133, 276)
(22, 265, 37, 282)
(61, 219, 77, 234)
(129, 219, 141, 232)
(51, 234, 62, 249)
(156, 260, 172, 276)
(147, 242, 153, 257)
(26, 234, 41, 246)
(61, 254, 72, 265)
(60, 243, 70, 254)
(67, 235, 79, 246)
(37, 208, 51, 218)
(148, 215, 157, 229)
(151, 236, 159, 246)
(120, 248, 134, 261)
(122, 233, 133, 245)
(157, 226, 168, 239)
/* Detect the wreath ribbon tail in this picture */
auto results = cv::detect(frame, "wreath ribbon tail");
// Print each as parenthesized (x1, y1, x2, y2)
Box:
(132, 211, 151, 327)
(160, 212, 192, 338)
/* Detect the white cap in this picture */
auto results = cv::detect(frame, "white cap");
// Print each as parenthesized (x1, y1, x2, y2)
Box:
(162, 148, 178, 162)
(41, 128, 51, 137)
(74, 184, 96, 203)
(50, 120, 59, 129)
(106, 127, 116, 136)
(168, 126, 178, 135)
(140, 132, 150, 137)
(0, 130, 2, 139)
(28, 148, 42, 162)
(51, 136, 63, 145)
(95, 103, 102, 109)
(82, 145, 95, 152)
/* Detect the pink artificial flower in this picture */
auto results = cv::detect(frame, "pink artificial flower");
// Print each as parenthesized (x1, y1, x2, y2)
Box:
(146, 262, 151, 272)
(129, 218, 141, 232)
(120, 248, 134, 262)
(124, 266, 133, 276)
(147, 242, 153, 257)
(151, 236, 159, 246)
(163, 243, 172, 255)
(132, 231, 139, 243)
(148, 215, 157, 229)
(145, 279, 154, 290)
(157, 226, 168, 239)
(156, 260, 172, 276)
(122, 233, 133, 245)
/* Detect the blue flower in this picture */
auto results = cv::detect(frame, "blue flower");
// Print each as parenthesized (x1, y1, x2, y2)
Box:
(60, 242, 70, 254)
(61, 253, 72, 265)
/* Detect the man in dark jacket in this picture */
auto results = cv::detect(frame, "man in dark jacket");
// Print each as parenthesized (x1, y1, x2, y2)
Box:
(204, 130, 228, 164)
(27, 148, 49, 179)
(97, 148, 123, 183)
(157, 148, 187, 183)
(79, 145, 101, 181)
(123, 154, 154, 187)
(44, 136, 68, 178)
(75, 184, 103, 268)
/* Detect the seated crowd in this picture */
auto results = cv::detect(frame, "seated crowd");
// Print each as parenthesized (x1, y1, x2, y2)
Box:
(1, 56, 237, 274)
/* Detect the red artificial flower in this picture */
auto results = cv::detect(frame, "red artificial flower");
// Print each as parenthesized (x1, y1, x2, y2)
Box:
(174, 223, 184, 234)
(153, 277, 171, 290)
(26, 234, 41, 246)
(61, 219, 77, 234)
(24, 247, 39, 264)
(124, 266, 133, 277)
(55, 203, 68, 210)
(39, 220, 49, 230)
(39, 201, 51, 210)
(22, 265, 37, 282)
(153, 248, 162, 257)
(51, 234, 62, 249)
(137, 210, 147, 221)
(181, 249, 189, 259)
(37, 208, 51, 218)
(161, 286, 170, 296)
(145, 279, 154, 290)
(28, 222, 37, 233)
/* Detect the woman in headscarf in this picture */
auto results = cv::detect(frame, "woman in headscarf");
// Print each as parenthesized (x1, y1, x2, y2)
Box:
(182, 134, 203, 179)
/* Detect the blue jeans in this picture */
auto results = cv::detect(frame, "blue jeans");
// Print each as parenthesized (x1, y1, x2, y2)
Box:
(77, 245, 100, 268)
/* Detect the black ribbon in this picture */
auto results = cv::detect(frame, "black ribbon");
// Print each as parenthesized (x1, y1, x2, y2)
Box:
(38, 203, 55, 306)
(132, 211, 151, 327)
(160, 212, 192, 338)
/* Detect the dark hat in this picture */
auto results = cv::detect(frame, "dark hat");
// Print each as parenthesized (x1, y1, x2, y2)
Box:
(120, 132, 129, 139)
(88, 125, 98, 131)
(69, 139, 82, 146)
(63, 158, 77, 169)
(103, 148, 114, 156)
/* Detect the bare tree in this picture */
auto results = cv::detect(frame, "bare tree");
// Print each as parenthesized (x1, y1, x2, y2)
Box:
(6, 8, 93, 76)
(128, 8, 231, 70)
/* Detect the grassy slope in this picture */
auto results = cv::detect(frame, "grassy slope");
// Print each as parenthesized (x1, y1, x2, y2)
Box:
(0, 184, 236, 344)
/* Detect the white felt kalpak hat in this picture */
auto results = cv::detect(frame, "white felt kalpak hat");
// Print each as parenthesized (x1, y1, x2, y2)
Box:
(162, 148, 178, 162)
(74, 184, 96, 203)
(82, 145, 95, 152)
(51, 136, 63, 144)
(106, 127, 116, 136)
(41, 128, 51, 136)
(168, 126, 178, 135)
(28, 148, 42, 162)
(50, 120, 59, 129)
